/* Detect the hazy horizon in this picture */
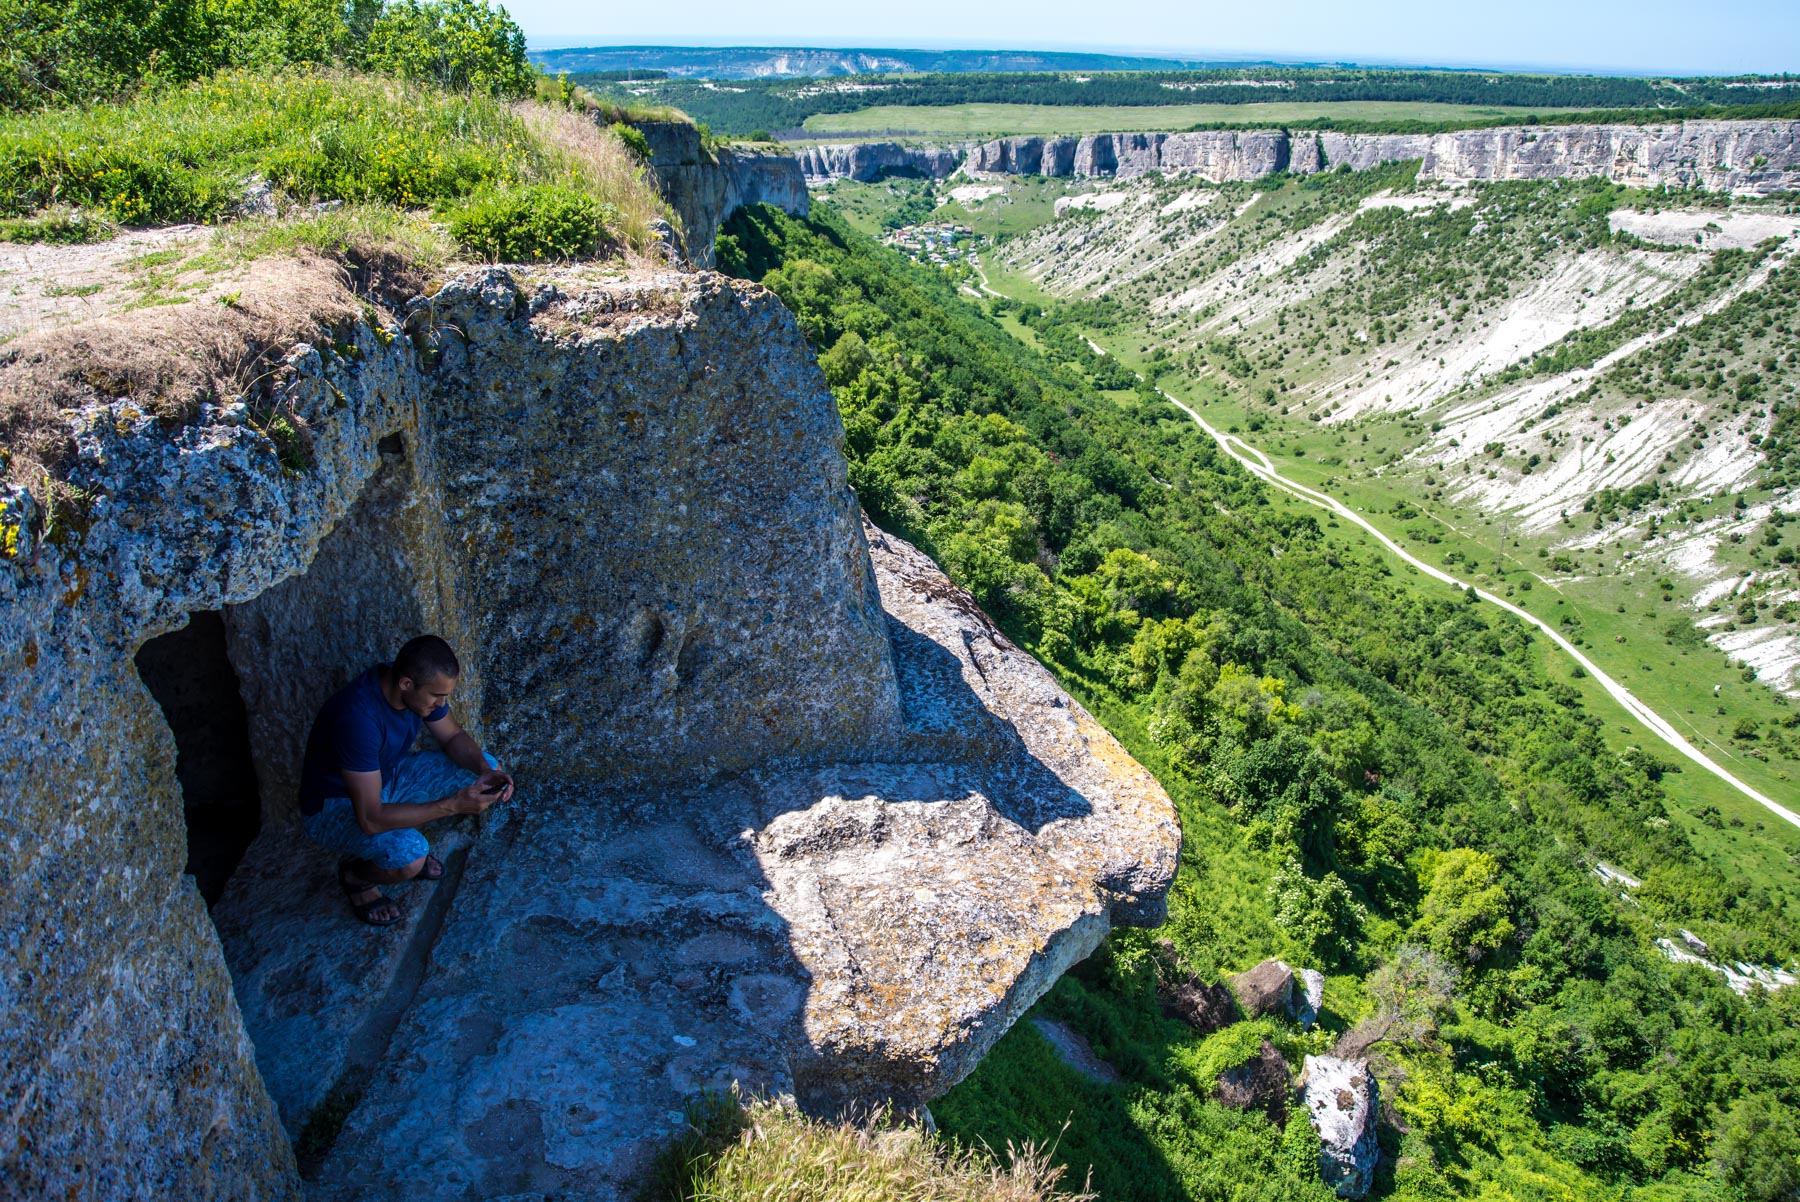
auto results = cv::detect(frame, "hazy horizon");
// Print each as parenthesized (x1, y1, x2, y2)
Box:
(506, 0, 1798, 77)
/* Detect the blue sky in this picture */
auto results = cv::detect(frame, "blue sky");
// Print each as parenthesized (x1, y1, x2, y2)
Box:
(512, 0, 1796, 76)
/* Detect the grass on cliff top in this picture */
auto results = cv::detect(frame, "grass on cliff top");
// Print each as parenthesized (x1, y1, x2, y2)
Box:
(0, 68, 670, 252)
(643, 1094, 1090, 1202)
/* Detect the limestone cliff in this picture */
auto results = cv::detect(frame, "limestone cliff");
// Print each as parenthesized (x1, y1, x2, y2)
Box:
(795, 140, 970, 182)
(630, 119, 811, 265)
(799, 120, 1800, 194)
(0, 258, 1179, 1198)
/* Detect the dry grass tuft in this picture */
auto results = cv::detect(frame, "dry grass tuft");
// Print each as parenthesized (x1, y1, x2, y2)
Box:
(211, 205, 454, 307)
(645, 1095, 1092, 1202)
(511, 103, 671, 256)
(1, 253, 364, 494)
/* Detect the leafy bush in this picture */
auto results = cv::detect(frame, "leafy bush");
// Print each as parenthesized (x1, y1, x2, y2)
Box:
(608, 121, 652, 161)
(1, 0, 531, 111)
(364, 0, 533, 98)
(444, 183, 612, 261)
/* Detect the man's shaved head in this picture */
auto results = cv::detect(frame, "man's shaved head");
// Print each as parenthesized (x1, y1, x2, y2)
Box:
(394, 635, 460, 686)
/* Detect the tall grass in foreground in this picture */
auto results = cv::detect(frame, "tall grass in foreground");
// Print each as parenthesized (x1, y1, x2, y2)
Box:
(510, 102, 666, 251)
(645, 1096, 1092, 1202)
(0, 69, 669, 253)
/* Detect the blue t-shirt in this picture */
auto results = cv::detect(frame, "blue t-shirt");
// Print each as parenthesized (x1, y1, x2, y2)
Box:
(297, 665, 450, 816)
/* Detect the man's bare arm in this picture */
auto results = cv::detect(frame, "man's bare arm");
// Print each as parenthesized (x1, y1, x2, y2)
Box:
(427, 714, 514, 803)
(344, 769, 496, 835)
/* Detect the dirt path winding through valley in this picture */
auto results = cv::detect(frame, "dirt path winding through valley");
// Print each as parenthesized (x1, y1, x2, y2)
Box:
(1030, 310, 1800, 829)
(1163, 387, 1800, 829)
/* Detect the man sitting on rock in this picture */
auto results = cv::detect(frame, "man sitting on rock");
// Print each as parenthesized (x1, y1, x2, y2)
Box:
(297, 634, 513, 925)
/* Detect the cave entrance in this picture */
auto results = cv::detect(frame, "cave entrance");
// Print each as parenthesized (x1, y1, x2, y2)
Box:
(134, 610, 262, 906)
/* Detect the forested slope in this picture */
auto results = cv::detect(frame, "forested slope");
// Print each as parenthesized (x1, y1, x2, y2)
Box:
(718, 202, 1800, 1202)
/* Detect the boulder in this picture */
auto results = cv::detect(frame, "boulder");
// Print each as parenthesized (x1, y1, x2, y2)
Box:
(1228, 958, 1326, 1028)
(1295, 968, 1326, 1030)
(1301, 1056, 1379, 1198)
(1160, 976, 1238, 1034)
(1230, 958, 1296, 1018)
(1214, 1039, 1291, 1124)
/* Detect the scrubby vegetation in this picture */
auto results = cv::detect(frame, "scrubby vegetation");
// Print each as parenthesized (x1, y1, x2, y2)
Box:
(0, 0, 670, 255)
(0, 0, 679, 525)
(3, 0, 536, 110)
(720, 201, 1800, 1202)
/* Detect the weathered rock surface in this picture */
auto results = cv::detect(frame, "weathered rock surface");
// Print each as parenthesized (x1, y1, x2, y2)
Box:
(210, 820, 478, 1138)
(1215, 1039, 1291, 1123)
(1228, 958, 1324, 1027)
(3, 256, 1178, 1195)
(1230, 958, 1297, 1018)
(1159, 974, 1238, 1033)
(1030, 1017, 1122, 1084)
(295, 521, 1175, 1196)
(805, 120, 1800, 193)
(1301, 1056, 1380, 1199)
(629, 119, 811, 265)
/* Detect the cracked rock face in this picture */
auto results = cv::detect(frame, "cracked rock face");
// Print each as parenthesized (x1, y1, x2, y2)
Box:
(3, 259, 1179, 1197)
(1302, 1056, 1380, 1199)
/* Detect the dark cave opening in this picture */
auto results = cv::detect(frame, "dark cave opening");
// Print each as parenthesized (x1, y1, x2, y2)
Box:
(134, 610, 263, 907)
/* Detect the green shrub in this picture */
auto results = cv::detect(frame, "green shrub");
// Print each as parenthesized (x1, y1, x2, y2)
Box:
(2, 0, 531, 111)
(444, 184, 612, 261)
(363, 0, 533, 99)
(608, 121, 652, 161)
(0, 207, 116, 243)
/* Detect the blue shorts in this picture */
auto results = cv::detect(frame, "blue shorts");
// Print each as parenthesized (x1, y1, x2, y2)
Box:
(301, 750, 499, 870)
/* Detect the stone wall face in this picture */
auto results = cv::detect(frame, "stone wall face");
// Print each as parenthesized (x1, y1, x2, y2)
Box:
(0, 291, 427, 1200)
(418, 271, 901, 787)
(807, 120, 1800, 193)
(629, 120, 812, 265)
(794, 141, 970, 181)
(0, 265, 901, 1194)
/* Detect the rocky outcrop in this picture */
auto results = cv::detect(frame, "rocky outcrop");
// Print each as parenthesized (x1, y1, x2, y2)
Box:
(1215, 1039, 1291, 1123)
(795, 141, 969, 182)
(1229, 958, 1325, 1028)
(807, 120, 1800, 194)
(1, 260, 1179, 1196)
(1301, 1056, 1380, 1199)
(1160, 975, 1239, 1033)
(630, 119, 811, 266)
(1230, 958, 1296, 1017)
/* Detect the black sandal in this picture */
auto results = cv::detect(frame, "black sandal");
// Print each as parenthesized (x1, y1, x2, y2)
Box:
(338, 862, 403, 926)
(413, 854, 444, 882)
